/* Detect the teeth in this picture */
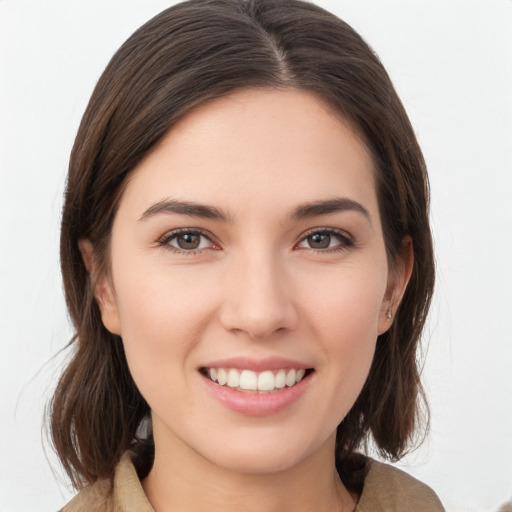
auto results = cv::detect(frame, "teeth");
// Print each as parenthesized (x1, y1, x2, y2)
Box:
(239, 369, 257, 390)
(227, 369, 240, 388)
(296, 368, 306, 382)
(217, 368, 227, 386)
(285, 369, 296, 387)
(205, 367, 309, 392)
(275, 369, 286, 389)
(257, 370, 275, 391)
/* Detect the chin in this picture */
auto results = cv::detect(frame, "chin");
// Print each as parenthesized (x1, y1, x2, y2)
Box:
(212, 449, 303, 475)
(200, 432, 326, 476)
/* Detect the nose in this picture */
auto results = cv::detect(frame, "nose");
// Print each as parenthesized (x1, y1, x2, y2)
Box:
(219, 250, 298, 340)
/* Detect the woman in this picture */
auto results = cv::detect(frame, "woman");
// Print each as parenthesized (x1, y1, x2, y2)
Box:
(51, 0, 442, 510)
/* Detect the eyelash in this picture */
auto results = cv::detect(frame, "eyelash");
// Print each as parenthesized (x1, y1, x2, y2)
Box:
(297, 228, 354, 253)
(158, 228, 218, 255)
(158, 227, 354, 255)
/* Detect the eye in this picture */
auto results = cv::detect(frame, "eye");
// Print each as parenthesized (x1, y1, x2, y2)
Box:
(160, 229, 217, 252)
(296, 229, 353, 251)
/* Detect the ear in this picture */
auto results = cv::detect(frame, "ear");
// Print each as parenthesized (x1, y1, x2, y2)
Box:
(378, 236, 414, 335)
(78, 239, 122, 335)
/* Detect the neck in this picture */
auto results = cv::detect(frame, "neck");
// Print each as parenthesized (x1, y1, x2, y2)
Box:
(142, 430, 356, 512)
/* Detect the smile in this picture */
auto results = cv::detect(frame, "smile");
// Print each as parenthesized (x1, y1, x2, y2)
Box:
(201, 367, 312, 393)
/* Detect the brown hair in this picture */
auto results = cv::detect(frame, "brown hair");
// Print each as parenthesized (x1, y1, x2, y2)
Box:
(50, 0, 434, 494)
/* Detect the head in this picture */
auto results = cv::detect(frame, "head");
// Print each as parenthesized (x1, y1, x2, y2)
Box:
(51, 0, 434, 492)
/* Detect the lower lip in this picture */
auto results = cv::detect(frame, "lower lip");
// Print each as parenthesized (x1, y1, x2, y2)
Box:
(201, 372, 312, 416)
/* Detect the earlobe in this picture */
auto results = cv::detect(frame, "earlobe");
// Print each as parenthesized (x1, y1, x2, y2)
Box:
(95, 276, 122, 335)
(378, 236, 414, 335)
(78, 238, 94, 274)
(78, 239, 122, 335)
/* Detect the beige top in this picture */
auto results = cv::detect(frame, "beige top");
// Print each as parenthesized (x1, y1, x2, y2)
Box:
(62, 451, 445, 512)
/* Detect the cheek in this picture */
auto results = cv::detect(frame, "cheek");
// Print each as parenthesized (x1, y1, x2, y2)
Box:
(302, 265, 386, 394)
(304, 263, 386, 342)
(111, 263, 219, 390)
(114, 254, 216, 332)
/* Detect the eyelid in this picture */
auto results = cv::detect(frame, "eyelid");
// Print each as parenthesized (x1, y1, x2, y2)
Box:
(295, 227, 354, 251)
(158, 228, 219, 253)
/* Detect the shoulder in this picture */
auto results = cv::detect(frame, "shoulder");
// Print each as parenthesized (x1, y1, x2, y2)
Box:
(60, 478, 113, 512)
(356, 459, 445, 512)
(60, 452, 154, 512)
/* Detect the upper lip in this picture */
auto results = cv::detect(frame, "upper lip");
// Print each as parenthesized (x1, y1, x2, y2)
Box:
(200, 357, 312, 372)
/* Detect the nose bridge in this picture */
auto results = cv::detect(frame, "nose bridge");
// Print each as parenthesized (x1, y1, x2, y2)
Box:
(220, 246, 297, 338)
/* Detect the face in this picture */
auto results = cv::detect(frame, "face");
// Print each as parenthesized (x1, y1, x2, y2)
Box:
(95, 88, 405, 475)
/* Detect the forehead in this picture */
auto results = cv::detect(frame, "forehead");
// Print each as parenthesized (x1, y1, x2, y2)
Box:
(120, 88, 378, 222)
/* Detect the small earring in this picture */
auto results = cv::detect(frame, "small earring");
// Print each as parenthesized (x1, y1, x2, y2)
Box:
(386, 304, 393, 320)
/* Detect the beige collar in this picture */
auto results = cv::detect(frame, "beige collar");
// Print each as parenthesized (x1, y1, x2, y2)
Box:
(62, 451, 444, 512)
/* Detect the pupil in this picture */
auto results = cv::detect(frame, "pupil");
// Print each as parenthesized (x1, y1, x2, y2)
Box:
(178, 233, 200, 249)
(309, 233, 330, 249)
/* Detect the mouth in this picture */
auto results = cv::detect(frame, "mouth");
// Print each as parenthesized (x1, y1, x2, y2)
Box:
(199, 367, 314, 394)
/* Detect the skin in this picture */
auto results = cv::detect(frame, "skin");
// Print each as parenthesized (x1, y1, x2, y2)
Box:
(83, 88, 412, 512)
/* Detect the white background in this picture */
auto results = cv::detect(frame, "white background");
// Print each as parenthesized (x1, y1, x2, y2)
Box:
(1, 1, 511, 511)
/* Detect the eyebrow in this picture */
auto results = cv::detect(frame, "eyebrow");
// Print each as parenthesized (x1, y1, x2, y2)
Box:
(290, 197, 372, 225)
(139, 199, 228, 222)
(139, 196, 371, 224)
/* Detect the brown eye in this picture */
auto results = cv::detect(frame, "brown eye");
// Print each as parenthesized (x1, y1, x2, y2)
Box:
(163, 230, 215, 252)
(297, 229, 353, 252)
(176, 233, 201, 250)
(307, 233, 331, 249)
